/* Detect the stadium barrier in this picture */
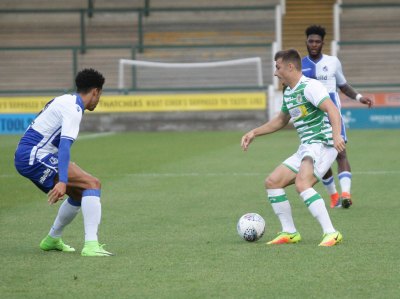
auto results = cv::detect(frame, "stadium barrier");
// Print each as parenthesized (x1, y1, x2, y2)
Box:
(0, 5, 275, 55)
(0, 43, 272, 94)
(0, 92, 268, 134)
(3, 91, 400, 134)
(340, 92, 400, 129)
(0, 3, 277, 94)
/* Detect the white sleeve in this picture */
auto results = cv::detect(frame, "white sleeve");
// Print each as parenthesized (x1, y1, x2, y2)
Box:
(304, 79, 331, 107)
(335, 57, 347, 87)
(60, 103, 82, 141)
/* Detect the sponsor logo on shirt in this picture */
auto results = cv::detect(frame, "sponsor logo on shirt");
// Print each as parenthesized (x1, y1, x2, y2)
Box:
(289, 105, 308, 120)
(317, 75, 328, 80)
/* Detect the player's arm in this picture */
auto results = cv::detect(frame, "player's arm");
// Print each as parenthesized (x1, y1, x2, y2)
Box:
(48, 137, 74, 204)
(241, 111, 290, 151)
(339, 84, 373, 108)
(48, 101, 81, 205)
(306, 79, 345, 152)
(319, 99, 346, 153)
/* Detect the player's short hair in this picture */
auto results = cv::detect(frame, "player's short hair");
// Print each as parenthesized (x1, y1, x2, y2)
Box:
(75, 68, 105, 93)
(305, 25, 326, 40)
(274, 49, 302, 71)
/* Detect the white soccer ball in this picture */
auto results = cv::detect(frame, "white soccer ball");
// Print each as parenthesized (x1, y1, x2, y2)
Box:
(237, 213, 265, 242)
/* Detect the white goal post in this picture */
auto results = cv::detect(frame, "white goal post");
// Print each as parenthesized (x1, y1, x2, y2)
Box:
(118, 57, 264, 90)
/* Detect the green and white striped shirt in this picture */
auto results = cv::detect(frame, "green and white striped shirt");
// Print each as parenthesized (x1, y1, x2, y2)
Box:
(281, 76, 333, 146)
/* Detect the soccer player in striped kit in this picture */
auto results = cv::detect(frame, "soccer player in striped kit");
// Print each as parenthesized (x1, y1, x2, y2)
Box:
(302, 25, 373, 208)
(242, 49, 344, 246)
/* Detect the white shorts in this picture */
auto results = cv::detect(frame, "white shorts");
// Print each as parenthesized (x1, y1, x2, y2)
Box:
(282, 143, 338, 181)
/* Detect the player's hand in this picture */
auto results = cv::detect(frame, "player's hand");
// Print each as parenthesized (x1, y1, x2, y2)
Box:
(333, 135, 346, 153)
(360, 96, 374, 108)
(241, 131, 255, 151)
(47, 182, 67, 205)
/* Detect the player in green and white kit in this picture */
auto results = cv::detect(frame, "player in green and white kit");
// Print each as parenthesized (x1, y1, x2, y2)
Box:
(241, 49, 345, 246)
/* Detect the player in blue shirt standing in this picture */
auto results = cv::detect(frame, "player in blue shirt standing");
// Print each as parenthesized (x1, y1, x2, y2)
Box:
(14, 68, 113, 257)
(302, 25, 373, 209)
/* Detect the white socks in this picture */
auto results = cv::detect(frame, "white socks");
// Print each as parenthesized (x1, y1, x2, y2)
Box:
(322, 175, 338, 196)
(323, 172, 352, 195)
(48, 190, 102, 242)
(338, 171, 352, 194)
(49, 198, 80, 238)
(268, 188, 335, 234)
(81, 189, 102, 242)
(267, 189, 297, 233)
(300, 188, 335, 234)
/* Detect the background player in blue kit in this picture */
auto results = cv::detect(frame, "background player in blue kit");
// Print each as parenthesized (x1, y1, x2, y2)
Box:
(14, 68, 113, 257)
(302, 25, 373, 209)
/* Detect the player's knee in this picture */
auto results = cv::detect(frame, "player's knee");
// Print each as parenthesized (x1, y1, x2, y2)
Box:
(295, 182, 306, 194)
(265, 175, 279, 189)
(294, 175, 309, 194)
(88, 176, 101, 190)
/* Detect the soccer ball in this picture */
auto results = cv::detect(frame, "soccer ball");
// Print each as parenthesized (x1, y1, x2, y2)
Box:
(237, 213, 265, 242)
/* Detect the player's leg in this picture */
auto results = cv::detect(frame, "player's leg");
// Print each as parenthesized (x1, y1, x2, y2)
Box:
(337, 113, 353, 208)
(322, 168, 340, 208)
(296, 156, 336, 234)
(65, 162, 113, 256)
(320, 100, 341, 207)
(321, 94, 342, 206)
(296, 145, 342, 246)
(336, 149, 352, 208)
(25, 158, 80, 252)
(13, 154, 78, 252)
(40, 196, 81, 252)
(265, 163, 301, 244)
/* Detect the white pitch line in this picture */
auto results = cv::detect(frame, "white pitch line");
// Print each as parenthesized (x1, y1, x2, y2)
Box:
(121, 172, 263, 177)
(114, 170, 400, 177)
(352, 170, 400, 175)
(78, 132, 115, 140)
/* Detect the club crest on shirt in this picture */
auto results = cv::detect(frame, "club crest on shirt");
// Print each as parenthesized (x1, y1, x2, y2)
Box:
(323, 66, 328, 72)
(49, 157, 58, 165)
(296, 94, 303, 103)
(76, 105, 81, 112)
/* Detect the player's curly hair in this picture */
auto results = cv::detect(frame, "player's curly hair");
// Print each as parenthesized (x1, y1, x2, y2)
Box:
(305, 25, 326, 40)
(75, 68, 105, 93)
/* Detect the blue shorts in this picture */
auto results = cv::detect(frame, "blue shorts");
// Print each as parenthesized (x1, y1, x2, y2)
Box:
(15, 151, 58, 193)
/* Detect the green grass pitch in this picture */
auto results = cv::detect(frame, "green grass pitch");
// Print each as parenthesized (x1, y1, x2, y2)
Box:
(1, 129, 399, 298)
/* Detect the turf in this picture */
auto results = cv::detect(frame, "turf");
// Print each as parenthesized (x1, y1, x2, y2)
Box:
(1, 130, 399, 298)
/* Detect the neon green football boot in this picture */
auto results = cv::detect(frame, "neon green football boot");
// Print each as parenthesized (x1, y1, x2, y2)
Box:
(39, 235, 75, 252)
(318, 231, 343, 247)
(81, 241, 114, 257)
(267, 231, 301, 245)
